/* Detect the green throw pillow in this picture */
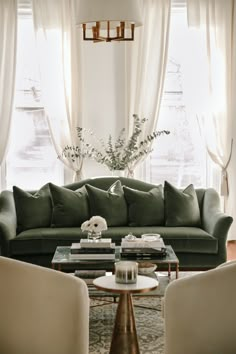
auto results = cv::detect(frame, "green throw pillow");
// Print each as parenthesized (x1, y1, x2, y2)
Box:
(164, 181, 201, 227)
(49, 183, 89, 227)
(123, 185, 164, 226)
(13, 184, 52, 233)
(85, 180, 128, 226)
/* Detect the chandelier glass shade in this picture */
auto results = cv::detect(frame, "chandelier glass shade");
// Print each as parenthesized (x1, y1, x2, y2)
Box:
(74, 0, 143, 42)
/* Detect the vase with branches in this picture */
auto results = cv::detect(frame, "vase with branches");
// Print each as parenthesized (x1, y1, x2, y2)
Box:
(61, 114, 170, 174)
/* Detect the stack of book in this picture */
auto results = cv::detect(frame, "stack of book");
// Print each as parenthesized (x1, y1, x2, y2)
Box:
(70, 238, 116, 260)
(121, 237, 167, 259)
(74, 269, 106, 286)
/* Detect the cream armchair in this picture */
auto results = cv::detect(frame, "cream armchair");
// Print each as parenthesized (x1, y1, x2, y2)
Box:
(0, 256, 89, 354)
(164, 261, 236, 354)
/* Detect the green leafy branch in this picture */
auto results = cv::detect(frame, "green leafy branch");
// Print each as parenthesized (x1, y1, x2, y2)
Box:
(61, 114, 170, 171)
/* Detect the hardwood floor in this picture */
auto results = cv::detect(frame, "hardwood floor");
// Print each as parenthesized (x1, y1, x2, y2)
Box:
(227, 241, 236, 261)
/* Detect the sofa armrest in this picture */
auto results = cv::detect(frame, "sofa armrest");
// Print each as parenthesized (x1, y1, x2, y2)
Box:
(202, 188, 233, 240)
(0, 191, 17, 256)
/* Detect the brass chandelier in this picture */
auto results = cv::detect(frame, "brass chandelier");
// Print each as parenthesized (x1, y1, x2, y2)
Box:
(74, 0, 143, 42)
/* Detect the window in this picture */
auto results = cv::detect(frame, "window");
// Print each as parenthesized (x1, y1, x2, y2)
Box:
(5, 9, 63, 190)
(144, 4, 220, 189)
(4, 1, 220, 191)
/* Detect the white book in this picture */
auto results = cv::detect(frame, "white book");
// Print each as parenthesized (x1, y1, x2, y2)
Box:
(71, 243, 115, 253)
(73, 239, 112, 249)
(121, 238, 165, 249)
(69, 253, 116, 260)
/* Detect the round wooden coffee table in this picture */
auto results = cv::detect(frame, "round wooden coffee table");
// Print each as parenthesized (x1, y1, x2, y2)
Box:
(93, 275, 158, 354)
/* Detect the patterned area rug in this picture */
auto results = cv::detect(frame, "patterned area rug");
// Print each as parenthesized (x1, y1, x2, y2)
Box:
(89, 296, 164, 354)
(89, 272, 197, 354)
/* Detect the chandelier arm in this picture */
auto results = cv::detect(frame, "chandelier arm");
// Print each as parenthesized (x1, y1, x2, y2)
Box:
(82, 22, 135, 42)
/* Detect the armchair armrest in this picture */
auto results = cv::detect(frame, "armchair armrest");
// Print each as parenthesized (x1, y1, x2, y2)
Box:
(164, 263, 236, 354)
(202, 188, 233, 240)
(0, 191, 17, 256)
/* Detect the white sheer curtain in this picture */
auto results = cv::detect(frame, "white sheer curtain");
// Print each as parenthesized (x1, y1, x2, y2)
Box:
(32, 0, 84, 181)
(0, 0, 17, 178)
(186, 0, 236, 238)
(125, 0, 171, 177)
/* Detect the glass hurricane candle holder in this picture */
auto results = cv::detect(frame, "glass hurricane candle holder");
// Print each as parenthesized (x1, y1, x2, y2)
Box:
(87, 231, 102, 241)
(115, 261, 138, 284)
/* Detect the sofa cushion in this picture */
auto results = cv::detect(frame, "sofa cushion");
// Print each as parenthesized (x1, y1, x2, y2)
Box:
(49, 183, 89, 227)
(9, 226, 217, 256)
(9, 227, 84, 255)
(164, 181, 201, 227)
(85, 180, 127, 226)
(102, 226, 218, 254)
(123, 185, 164, 226)
(13, 184, 52, 233)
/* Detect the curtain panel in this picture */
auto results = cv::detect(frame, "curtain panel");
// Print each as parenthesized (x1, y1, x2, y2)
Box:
(32, 0, 84, 181)
(0, 0, 17, 171)
(124, 0, 171, 177)
(186, 0, 236, 239)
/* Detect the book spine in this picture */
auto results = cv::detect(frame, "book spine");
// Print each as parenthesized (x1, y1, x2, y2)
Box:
(71, 248, 115, 254)
(121, 241, 164, 248)
(121, 252, 166, 259)
(80, 244, 112, 249)
(121, 247, 165, 254)
(82, 279, 95, 285)
(81, 247, 114, 253)
(75, 270, 106, 278)
(80, 239, 112, 248)
(70, 254, 116, 260)
(76, 278, 97, 286)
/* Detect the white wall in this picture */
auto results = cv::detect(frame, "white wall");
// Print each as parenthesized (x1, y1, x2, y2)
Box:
(82, 41, 126, 178)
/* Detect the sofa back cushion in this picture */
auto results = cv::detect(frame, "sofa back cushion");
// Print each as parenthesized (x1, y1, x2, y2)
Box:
(13, 184, 52, 233)
(64, 177, 157, 192)
(49, 183, 89, 227)
(164, 181, 201, 227)
(64, 177, 205, 209)
(85, 180, 128, 227)
(123, 185, 165, 226)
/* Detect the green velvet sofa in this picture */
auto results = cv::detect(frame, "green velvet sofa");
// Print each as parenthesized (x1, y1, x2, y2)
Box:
(0, 176, 233, 270)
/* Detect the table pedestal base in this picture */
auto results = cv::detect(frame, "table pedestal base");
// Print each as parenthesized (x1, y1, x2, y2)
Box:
(110, 293, 139, 354)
